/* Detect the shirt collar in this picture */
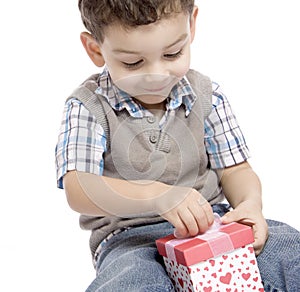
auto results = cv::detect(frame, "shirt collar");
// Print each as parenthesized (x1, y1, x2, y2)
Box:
(95, 67, 197, 118)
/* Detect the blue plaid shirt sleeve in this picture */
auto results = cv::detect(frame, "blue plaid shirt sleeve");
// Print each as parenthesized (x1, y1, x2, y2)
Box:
(55, 99, 106, 189)
(204, 82, 251, 169)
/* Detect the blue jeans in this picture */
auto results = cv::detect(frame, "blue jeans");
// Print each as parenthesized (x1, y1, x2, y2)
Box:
(86, 204, 300, 292)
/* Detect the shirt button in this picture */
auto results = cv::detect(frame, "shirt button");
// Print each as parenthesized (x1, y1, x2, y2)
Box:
(149, 135, 158, 143)
(147, 116, 156, 124)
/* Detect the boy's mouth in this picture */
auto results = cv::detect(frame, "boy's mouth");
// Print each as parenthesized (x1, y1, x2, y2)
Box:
(114, 74, 180, 97)
(142, 82, 172, 93)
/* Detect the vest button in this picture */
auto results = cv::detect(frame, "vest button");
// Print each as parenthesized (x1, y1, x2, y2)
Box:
(149, 135, 158, 143)
(147, 116, 156, 124)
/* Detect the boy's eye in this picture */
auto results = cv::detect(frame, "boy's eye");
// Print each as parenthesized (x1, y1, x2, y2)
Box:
(164, 50, 183, 59)
(122, 59, 143, 69)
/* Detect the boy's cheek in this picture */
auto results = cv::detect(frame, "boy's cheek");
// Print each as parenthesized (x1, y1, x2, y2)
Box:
(174, 54, 191, 79)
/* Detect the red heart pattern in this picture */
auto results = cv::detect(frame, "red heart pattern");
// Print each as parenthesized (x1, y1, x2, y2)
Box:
(220, 272, 232, 285)
(163, 244, 263, 291)
(242, 273, 251, 281)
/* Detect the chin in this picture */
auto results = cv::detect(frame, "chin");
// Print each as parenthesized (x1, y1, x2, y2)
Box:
(135, 95, 167, 105)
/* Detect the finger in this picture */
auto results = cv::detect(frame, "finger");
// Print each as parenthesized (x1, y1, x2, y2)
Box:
(173, 221, 189, 238)
(177, 208, 199, 237)
(161, 211, 189, 238)
(170, 214, 190, 239)
(196, 194, 214, 225)
(200, 201, 215, 227)
(252, 230, 266, 255)
(188, 203, 207, 234)
(188, 200, 213, 234)
(253, 238, 264, 255)
(174, 227, 189, 239)
(252, 221, 269, 255)
(160, 207, 188, 237)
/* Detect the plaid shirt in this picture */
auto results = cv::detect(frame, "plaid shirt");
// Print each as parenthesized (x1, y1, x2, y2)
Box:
(55, 69, 250, 188)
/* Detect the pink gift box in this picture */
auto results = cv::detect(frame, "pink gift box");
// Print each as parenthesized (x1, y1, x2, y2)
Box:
(156, 219, 264, 291)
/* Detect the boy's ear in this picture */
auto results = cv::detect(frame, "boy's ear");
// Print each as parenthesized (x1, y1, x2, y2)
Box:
(80, 32, 105, 67)
(189, 6, 198, 43)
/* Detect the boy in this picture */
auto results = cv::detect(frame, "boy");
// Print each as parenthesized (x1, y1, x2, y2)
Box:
(55, 0, 300, 291)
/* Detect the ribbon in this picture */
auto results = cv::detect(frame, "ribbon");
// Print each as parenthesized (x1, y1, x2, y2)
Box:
(165, 214, 235, 264)
(166, 237, 194, 262)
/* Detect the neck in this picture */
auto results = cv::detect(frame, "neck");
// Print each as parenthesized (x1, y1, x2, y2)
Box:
(139, 101, 166, 119)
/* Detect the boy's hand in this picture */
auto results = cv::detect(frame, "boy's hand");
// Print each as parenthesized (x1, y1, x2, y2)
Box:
(221, 200, 269, 255)
(159, 188, 214, 238)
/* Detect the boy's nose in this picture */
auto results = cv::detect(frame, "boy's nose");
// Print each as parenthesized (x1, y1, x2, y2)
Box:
(147, 62, 169, 77)
(143, 73, 170, 84)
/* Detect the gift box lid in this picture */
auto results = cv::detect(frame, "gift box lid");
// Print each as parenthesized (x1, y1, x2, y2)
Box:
(156, 219, 254, 267)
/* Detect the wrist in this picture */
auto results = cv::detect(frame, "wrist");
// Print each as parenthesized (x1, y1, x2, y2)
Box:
(232, 198, 263, 211)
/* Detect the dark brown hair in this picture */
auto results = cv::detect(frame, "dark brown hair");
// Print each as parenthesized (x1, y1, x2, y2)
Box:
(78, 0, 195, 42)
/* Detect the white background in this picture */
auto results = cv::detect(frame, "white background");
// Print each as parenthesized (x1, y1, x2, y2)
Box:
(0, 0, 299, 291)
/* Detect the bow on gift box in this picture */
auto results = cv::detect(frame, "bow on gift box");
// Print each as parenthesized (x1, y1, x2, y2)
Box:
(156, 214, 254, 266)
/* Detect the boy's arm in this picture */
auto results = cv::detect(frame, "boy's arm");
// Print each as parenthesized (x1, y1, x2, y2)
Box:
(218, 161, 268, 255)
(63, 170, 214, 237)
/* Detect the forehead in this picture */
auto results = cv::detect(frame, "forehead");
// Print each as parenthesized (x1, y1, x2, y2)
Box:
(101, 13, 190, 53)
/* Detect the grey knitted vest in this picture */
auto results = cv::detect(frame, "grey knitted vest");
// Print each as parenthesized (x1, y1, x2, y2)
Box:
(69, 69, 223, 256)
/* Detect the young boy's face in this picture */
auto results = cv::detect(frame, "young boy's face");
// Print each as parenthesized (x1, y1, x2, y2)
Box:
(85, 8, 197, 108)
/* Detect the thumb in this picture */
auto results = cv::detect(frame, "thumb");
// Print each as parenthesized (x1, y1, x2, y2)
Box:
(221, 209, 255, 226)
(221, 209, 239, 224)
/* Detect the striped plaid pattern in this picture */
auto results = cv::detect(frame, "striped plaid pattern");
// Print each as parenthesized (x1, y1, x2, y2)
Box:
(95, 67, 197, 125)
(55, 70, 250, 188)
(55, 99, 106, 188)
(205, 82, 250, 168)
